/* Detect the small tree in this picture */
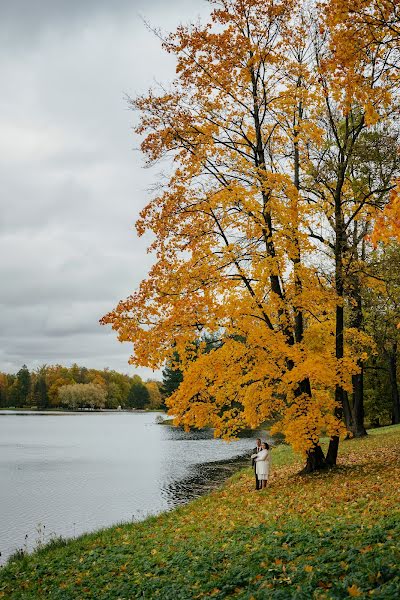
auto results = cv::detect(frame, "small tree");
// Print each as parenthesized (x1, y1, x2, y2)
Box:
(127, 381, 150, 410)
(162, 353, 183, 399)
(145, 380, 164, 409)
(105, 382, 123, 409)
(15, 365, 31, 407)
(33, 374, 49, 410)
(58, 383, 107, 410)
(0, 373, 9, 407)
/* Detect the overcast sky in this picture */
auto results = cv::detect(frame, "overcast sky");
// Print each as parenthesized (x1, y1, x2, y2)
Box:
(0, 0, 210, 379)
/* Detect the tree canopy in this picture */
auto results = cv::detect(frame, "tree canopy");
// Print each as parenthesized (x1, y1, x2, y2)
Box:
(101, 0, 400, 470)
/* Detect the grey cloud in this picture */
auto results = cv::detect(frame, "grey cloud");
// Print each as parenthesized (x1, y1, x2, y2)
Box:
(0, 0, 208, 50)
(0, 332, 156, 379)
(0, 0, 210, 377)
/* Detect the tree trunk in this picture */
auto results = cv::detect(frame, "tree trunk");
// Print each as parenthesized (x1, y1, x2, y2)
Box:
(326, 296, 344, 466)
(297, 376, 327, 471)
(343, 390, 353, 431)
(388, 343, 400, 424)
(302, 444, 328, 473)
(326, 161, 346, 467)
(348, 230, 367, 437)
(294, 123, 327, 471)
(323, 110, 365, 465)
(351, 367, 367, 436)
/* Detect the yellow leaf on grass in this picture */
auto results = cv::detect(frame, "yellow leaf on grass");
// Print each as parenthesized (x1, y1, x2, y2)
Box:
(347, 584, 363, 597)
(304, 565, 313, 573)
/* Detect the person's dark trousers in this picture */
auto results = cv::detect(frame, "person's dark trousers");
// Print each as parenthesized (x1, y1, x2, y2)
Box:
(252, 446, 261, 489)
(254, 468, 261, 490)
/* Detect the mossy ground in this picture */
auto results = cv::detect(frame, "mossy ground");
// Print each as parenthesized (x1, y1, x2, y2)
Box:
(1, 426, 399, 599)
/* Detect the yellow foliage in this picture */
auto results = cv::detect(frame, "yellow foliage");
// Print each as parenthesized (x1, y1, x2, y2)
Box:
(101, 0, 393, 460)
(347, 584, 363, 597)
(372, 180, 400, 245)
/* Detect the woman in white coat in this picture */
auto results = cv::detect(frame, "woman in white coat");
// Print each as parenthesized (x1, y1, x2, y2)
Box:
(251, 442, 270, 489)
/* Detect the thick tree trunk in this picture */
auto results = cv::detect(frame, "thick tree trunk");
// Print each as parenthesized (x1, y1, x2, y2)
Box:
(302, 444, 328, 473)
(388, 343, 400, 424)
(296, 376, 327, 471)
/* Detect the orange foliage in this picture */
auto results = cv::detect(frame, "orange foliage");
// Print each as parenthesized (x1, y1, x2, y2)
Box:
(101, 0, 396, 456)
(372, 180, 400, 244)
(323, 0, 400, 113)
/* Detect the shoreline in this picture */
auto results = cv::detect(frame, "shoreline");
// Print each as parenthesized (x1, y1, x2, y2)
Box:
(1, 425, 399, 598)
(1, 450, 254, 566)
(0, 411, 269, 565)
(1, 451, 260, 568)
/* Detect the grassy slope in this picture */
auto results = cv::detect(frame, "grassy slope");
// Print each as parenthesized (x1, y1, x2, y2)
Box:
(1, 426, 399, 600)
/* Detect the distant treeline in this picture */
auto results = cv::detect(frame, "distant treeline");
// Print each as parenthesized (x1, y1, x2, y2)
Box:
(0, 364, 165, 411)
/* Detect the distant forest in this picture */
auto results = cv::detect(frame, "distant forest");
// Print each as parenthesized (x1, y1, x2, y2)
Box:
(0, 364, 166, 411)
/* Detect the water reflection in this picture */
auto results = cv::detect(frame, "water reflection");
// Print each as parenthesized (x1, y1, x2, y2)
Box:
(161, 455, 250, 506)
(158, 424, 270, 506)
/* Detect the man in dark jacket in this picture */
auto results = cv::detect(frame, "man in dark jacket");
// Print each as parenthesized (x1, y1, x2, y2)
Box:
(252, 437, 263, 490)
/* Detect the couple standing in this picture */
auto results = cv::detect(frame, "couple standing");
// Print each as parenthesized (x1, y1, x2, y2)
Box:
(251, 438, 270, 490)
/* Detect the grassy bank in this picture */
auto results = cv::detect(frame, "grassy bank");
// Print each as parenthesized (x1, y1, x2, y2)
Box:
(1, 427, 399, 599)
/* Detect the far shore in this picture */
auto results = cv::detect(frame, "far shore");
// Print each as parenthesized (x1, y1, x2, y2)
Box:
(0, 408, 166, 415)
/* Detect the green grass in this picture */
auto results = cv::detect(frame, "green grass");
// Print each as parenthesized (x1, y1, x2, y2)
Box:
(1, 426, 399, 599)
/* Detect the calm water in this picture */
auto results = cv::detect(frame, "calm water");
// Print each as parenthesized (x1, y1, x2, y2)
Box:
(0, 412, 264, 563)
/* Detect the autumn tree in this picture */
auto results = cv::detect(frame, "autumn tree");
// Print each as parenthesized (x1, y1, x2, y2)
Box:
(33, 368, 49, 410)
(45, 365, 74, 406)
(106, 381, 123, 409)
(70, 363, 89, 384)
(101, 0, 400, 471)
(327, 0, 400, 56)
(325, 0, 400, 246)
(102, 0, 356, 470)
(0, 373, 9, 408)
(145, 380, 164, 409)
(13, 364, 32, 407)
(308, 0, 400, 461)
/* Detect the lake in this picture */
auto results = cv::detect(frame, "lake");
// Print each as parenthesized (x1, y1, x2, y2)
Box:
(0, 411, 265, 564)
